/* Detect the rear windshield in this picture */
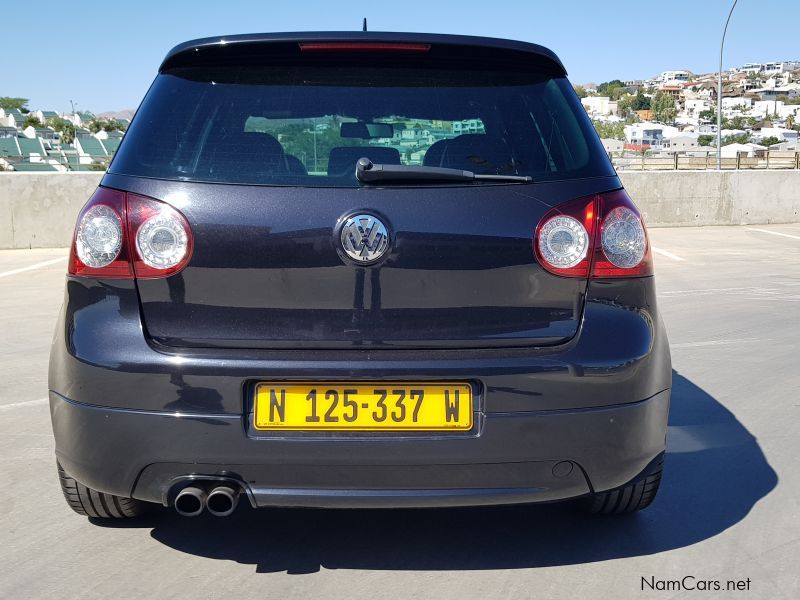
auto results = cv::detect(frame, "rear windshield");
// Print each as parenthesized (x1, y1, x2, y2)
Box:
(110, 63, 614, 186)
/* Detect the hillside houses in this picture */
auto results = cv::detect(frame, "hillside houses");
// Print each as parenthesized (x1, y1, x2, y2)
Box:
(584, 58, 800, 156)
(0, 108, 26, 128)
(0, 107, 126, 172)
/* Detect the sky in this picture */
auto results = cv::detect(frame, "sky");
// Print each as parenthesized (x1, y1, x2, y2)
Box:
(6, 0, 799, 114)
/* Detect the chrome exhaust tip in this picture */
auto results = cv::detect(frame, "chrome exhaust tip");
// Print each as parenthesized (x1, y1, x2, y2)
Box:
(174, 486, 207, 517)
(206, 485, 240, 517)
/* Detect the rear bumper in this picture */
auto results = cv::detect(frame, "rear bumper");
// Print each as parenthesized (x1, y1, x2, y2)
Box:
(50, 388, 669, 508)
(49, 276, 671, 508)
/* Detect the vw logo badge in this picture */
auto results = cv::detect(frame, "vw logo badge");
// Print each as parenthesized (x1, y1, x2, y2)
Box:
(340, 213, 390, 264)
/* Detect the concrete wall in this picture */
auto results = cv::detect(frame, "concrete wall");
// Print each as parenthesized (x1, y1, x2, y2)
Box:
(0, 171, 798, 249)
(619, 171, 800, 227)
(0, 173, 103, 249)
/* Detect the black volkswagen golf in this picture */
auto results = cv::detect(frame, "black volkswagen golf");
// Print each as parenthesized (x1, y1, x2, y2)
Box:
(49, 32, 671, 519)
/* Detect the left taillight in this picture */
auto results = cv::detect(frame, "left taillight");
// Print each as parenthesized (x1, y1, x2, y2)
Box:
(69, 187, 192, 279)
(69, 188, 133, 278)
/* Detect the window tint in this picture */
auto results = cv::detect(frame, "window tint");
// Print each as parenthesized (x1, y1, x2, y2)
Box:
(110, 66, 614, 186)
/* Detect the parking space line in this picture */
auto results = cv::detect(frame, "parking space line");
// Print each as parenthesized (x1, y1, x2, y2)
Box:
(745, 227, 800, 241)
(0, 398, 48, 411)
(671, 338, 765, 349)
(0, 257, 66, 279)
(652, 247, 685, 261)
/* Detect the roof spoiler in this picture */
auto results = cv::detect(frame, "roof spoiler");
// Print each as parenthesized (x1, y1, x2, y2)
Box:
(159, 31, 567, 75)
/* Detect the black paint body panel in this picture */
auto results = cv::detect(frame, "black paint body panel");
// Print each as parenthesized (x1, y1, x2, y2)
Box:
(48, 32, 671, 509)
(101, 173, 622, 349)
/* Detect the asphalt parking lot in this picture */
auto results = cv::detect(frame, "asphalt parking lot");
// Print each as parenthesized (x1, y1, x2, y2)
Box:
(1, 224, 798, 600)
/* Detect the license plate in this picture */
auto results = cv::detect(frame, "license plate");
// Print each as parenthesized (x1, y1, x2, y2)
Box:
(253, 382, 473, 431)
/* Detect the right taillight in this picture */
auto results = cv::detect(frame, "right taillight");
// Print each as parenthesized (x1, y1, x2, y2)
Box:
(535, 189, 653, 279)
(69, 187, 193, 279)
(591, 189, 653, 278)
(127, 193, 193, 279)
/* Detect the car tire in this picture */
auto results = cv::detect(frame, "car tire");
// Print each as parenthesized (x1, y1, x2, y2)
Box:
(57, 462, 147, 518)
(581, 456, 663, 515)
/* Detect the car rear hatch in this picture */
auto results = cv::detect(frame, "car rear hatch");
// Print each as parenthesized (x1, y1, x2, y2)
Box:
(106, 33, 620, 349)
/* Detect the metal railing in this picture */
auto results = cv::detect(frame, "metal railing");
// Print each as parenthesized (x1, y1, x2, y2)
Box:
(4, 151, 800, 173)
(0, 154, 110, 172)
(612, 151, 800, 171)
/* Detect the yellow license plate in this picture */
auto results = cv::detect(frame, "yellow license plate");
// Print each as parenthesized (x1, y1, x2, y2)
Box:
(253, 382, 473, 431)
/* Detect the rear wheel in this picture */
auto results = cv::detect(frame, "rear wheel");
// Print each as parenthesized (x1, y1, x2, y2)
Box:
(57, 462, 147, 518)
(581, 456, 663, 515)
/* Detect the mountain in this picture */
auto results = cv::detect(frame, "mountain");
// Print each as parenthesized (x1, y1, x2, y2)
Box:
(97, 109, 136, 121)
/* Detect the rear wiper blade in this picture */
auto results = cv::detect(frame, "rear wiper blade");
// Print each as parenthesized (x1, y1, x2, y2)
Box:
(355, 157, 532, 184)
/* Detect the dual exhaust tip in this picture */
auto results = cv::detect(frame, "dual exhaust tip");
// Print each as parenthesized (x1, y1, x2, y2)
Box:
(174, 484, 241, 517)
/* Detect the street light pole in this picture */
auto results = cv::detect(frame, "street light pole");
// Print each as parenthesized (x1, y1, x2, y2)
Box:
(717, 0, 739, 169)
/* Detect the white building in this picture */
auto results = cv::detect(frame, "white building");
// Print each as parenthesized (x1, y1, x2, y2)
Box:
(739, 61, 800, 75)
(762, 61, 800, 74)
(741, 63, 763, 75)
(720, 128, 748, 139)
(661, 133, 699, 152)
(624, 122, 680, 148)
(721, 97, 752, 111)
(738, 78, 764, 92)
(753, 100, 784, 118)
(581, 96, 618, 117)
(768, 141, 798, 151)
(451, 119, 484, 135)
(777, 104, 800, 119)
(697, 124, 719, 134)
(600, 138, 624, 154)
(658, 70, 690, 83)
(751, 127, 799, 143)
(756, 84, 800, 99)
(685, 98, 711, 117)
(720, 142, 766, 158)
(32, 110, 59, 124)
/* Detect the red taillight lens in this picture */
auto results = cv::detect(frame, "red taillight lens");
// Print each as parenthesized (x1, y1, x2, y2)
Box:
(68, 188, 192, 279)
(127, 194, 193, 279)
(69, 188, 133, 279)
(534, 189, 653, 279)
(591, 189, 653, 278)
(298, 42, 431, 53)
(534, 196, 596, 278)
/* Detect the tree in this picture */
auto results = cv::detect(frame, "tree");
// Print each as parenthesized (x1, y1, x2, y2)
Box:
(758, 136, 781, 147)
(728, 115, 756, 130)
(699, 108, 717, 122)
(617, 94, 636, 116)
(596, 79, 627, 100)
(23, 115, 42, 129)
(722, 133, 751, 145)
(48, 116, 76, 144)
(776, 94, 800, 105)
(87, 118, 125, 134)
(0, 97, 29, 112)
(106, 118, 125, 132)
(592, 120, 625, 140)
(573, 85, 587, 99)
(698, 134, 715, 147)
(651, 92, 677, 123)
(786, 114, 795, 129)
(270, 118, 362, 172)
(631, 92, 651, 111)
